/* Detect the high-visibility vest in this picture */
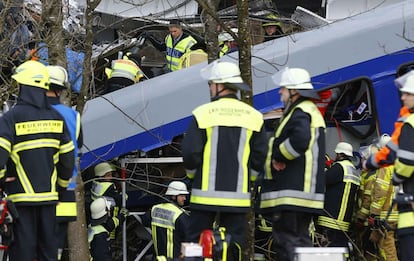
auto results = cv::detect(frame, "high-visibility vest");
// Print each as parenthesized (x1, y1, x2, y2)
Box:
(165, 34, 196, 71)
(109, 59, 142, 82)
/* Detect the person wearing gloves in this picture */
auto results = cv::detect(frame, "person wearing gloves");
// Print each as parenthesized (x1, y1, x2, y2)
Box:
(88, 196, 128, 261)
(316, 142, 360, 247)
(259, 67, 325, 261)
(182, 60, 267, 261)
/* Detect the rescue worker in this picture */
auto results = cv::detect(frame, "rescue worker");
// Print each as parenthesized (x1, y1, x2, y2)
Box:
(103, 54, 143, 94)
(317, 142, 360, 247)
(182, 61, 267, 260)
(143, 19, 197, 72)
(90, 161, 123, 239)
(262, 14, 284, 42)
(368, 134, 398, 261)
(260, 67, 326, 261)
(218, 28, 238, 57)
(391, 73, 414, 261)
(46, 65, 83, 260)
(0, 60, 75, 260)
(151, 181, 190, 259)
(88, 196, 128, 261)
(354, 145, 378, 260)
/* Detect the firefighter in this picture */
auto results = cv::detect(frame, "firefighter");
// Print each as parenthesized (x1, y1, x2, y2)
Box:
(262, 14, 284, 42)
(88, 196, 128, 261)
(259, 67, 325, 261)
(90, 162, 123, 239)
(354, 145, 378, 260)
(218, 28, 238, 57)
(391, 73, 414, 261)
(182, 61, 267, 260)
(0, 60, 75, 260)
(103, 54, 143, 94)
(143, 19, 197, 72)
(46, 65, 83, 260)
(151, 181, 190, 259)
(316, 142, 360, 247)
(368, 134, 398, 261)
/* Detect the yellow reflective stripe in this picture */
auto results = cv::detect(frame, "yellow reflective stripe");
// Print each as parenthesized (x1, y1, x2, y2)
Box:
(10, 151, 34, 193)
(15, 120, 63, 135)
(8, 192, 58, 202)
(338, 183, 351, 221)
(56, 201, 77, 217)
(318, 216, 350, 231)
(359, 207, 369, 215)
(264, 137, 274, 180)
(0, 137, 11, 152)
(57, 177, 70, 188)
(0, 169, 4, 179)
(202, 127, 212, 191)
(395, 159, 414, 178)
(260, 196, 324, 209)
(151, 225, 159, 256)
(279, 141, 295, 160)
(13, 139, 60, 152)
(76, 113, 81, 139)
(60, 140, 74, 154)
(191, 195, 250, 207)
(398, 211, 414, 229)
(167, 227, 173, 258)
(242, 130, 252, 192)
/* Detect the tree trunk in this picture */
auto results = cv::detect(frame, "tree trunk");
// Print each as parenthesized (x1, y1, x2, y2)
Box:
(197, 0, 219, 62)
(236, 1, 254, 260)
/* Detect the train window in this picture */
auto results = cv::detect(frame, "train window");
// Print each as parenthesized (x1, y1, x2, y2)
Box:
(321, 77, 376, 139)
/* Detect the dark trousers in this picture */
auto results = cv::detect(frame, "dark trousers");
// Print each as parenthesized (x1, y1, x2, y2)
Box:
(9, 204, 57, 261)
(188, 210, 247, 260)
(399, 234, 414, 261)
(272, 211, 313, 261)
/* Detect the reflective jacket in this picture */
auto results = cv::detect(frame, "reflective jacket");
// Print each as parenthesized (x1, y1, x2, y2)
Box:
(393, 112, 414, 235)
(51, 98, 82, 221)
(88, 224, 111, 261)
(165, 33, 196, 71)
(109, 59, 142, 83)
(0, 86, 74, 205)
(370, 165, 398, 223)
(318, 159, 360, 232)
(151, 202, 189, 258)
(260, 98, 326, 214)
(355, 169, 376, 223)
(366, 106, 410, 169)
(182, 94, 267, 212)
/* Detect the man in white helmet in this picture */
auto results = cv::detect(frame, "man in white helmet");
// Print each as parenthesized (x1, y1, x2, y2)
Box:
(150, 180, 190, 259)
(391, 73, 414, 261)
(259, 67, 325, 261)
(88, 196, 128, 261)
(182, 60, 267, 260)
(46, 64, 83, 260)
(316, 142, 360, 248)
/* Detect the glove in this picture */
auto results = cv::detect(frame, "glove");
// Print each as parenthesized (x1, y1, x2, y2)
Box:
(369, 227, 385, 243)
(368, 214, 380, 228)
(119, 207, 129, 219)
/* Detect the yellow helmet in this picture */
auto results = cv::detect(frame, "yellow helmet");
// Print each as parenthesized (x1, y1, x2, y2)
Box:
(12, 60, 50, 90)
(262, 14, 282, 28)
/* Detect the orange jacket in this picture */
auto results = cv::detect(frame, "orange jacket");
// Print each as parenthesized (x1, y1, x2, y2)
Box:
(366, 106, 410, 169)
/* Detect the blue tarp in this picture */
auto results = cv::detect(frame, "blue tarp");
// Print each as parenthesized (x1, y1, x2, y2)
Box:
(37, 43, 84, 93)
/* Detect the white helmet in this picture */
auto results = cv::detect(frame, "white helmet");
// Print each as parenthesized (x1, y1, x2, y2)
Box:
(201, 60, 250, 91)
(398, 74, 414, 94)
(334, 142, 353, 157)
(90, 197, 114, 219)
(94, 162, 116, 177)
(272, 67, 319, 99)
(218, 28, 238, 42)
(165, 181, 189, 196)
(47, 65, 68, 89)
(376, 134, 391, 149)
